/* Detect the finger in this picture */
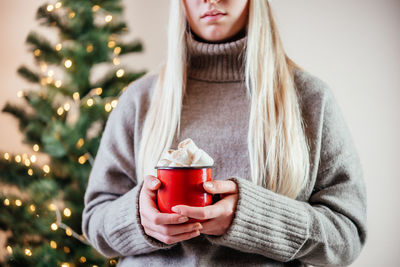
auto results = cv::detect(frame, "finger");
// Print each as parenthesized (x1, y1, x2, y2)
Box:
(140, 192, 189, 225)
(156, 222, 203, 236)
(203, 180, 238, 194)
(198, 219, 220, 235)
(145, 228, 201, 245)
(143, 209, 190, 225)
(172, 204, 225, 220)
(144, 175, 161, 191)
(141, 215, 200, 235)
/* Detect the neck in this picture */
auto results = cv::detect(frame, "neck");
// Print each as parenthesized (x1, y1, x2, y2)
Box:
(186, 32, 247, 82)
(191, 28, 247, 44)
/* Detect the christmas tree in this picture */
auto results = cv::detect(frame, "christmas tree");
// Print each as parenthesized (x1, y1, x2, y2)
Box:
(0, 0, 145, 266)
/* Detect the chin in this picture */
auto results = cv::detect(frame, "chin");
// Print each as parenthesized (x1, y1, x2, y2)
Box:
(202, 32, 229, 43)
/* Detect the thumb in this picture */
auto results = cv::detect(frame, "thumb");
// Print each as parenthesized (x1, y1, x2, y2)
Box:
(203, 180, 238, 194)
(144, 175, 161, 191)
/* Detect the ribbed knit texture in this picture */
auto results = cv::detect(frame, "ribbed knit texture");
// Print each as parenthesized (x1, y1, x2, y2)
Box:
(82, 33, 367, 266)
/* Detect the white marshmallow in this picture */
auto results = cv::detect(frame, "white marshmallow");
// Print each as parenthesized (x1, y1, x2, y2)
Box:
(156, 138, 213, 167)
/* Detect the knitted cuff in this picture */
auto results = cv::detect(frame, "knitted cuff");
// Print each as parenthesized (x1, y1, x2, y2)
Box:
(103, 181, 173, 256)
(207, 177, 310, 262)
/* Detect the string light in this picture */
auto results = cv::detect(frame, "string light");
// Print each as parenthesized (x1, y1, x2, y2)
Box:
(113, 57, 120, 66)
(15, 155, 21, 163)
(17, 91, 24, 98)
(43, 164, 50, 174)
(64, 59, 72, 68)
(73, 92, 80, 101)
(55, 43, 62, 51)
(55, 2, 62, 9)
(116, 69, 125, 78)
(4, 199, 10, 206)
(114, 46, 121, 55)
(63, 208, 71, 217)
(40, 62, 47, 72)
(6, 246, 12, 254)
(40, 77, 47, 86)
(111, 100, 118, 108)
(4, 152, 10, 160)
(57, 107, 64, 116)
(92, 5, 100, 12)
(24, 248, 32, 256)
(47, 70, 54, 77)
(33, 144, 39, 152)
(51, 223, 58, 231)
(66, 227, 73, 236)
(24, 159, 31, 167)
(68, 11, 75, 19)
(108, 41, 116, 48)
(61, 263, 70, 267)
(63, 246, 70, 253)
(49, 203, 57, 211)
(47, 4, 54, 12)
(50, 240, 57, 249)
(78, 155, 87, 164)
(110, 259, 118, 265)
(15, 199, 22, 206)
(55, 80, 62, 88)
(79, 256, 87, 263)
(28, 168, 33, 176)
(34, 49, 41, 57)
(30, 155, 37, 163)
(64, 102, 71, 111)
(105, 15, 113, 23)
(86, 44, 94, 53)
(105, 103, 112, 112)
(122, 86, 127, 92)
(86, 98, 94, 107)
(46, 76, 53, 84)
(95, 87, 103, 95)
(76, 138, 84, 149)
(29, 204, 36, 212)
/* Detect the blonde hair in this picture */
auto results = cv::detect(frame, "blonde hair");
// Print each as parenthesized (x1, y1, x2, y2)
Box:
(137, 0, 310, 199)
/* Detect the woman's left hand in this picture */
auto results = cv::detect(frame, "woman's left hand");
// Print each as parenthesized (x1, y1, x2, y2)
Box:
(171, 180, 238, 236)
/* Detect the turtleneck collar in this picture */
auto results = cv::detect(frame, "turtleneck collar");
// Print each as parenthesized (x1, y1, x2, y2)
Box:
(186, 33, 247, 82)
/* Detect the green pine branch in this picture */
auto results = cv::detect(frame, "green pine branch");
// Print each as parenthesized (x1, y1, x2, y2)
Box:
(26, 32, 61, 65)
(118, 39, 143, 54)
(17, 65, 40, 84)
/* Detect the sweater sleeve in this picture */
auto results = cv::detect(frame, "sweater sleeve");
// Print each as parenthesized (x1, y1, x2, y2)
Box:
(81, 86, 173, 258)
(207, 88, 367, 266)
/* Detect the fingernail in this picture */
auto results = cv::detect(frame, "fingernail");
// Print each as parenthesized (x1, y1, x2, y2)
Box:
(171, 206, 180, 213)
(191, 230, 200, 237)
(178, 216, 188, 223)
(151, 179, 159, 188)
(195, 223, 203, 230)
(204, 182, 213, 189)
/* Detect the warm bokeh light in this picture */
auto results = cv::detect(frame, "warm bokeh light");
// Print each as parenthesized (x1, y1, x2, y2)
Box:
(51, 223, 58, 231)
(64, 59, 72, 68)
(43, 164, 50, 174)
(116, 68, 125, 78)
(105, 15, 113, 23)
(63, 208, 72, 217)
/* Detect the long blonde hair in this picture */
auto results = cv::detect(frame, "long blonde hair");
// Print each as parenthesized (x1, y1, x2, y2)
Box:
(137, 0, 310, 199)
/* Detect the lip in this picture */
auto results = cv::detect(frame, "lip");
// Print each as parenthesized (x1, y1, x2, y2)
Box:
(201, 9, 227, 21)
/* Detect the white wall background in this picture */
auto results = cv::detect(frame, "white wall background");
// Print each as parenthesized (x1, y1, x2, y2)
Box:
(0, 0, 399, 266)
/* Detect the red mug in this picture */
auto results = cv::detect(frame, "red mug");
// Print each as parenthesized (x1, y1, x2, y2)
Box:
(155, 166, 213, 222)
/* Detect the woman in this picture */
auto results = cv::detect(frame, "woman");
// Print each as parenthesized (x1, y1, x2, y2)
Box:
(82, 0, 367, 266)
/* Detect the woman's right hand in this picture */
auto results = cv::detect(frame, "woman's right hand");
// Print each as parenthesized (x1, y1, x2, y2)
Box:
(139, 175, 202, 245)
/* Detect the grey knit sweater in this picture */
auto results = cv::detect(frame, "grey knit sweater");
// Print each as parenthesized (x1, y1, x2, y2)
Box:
(82, 33, 367, 266)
